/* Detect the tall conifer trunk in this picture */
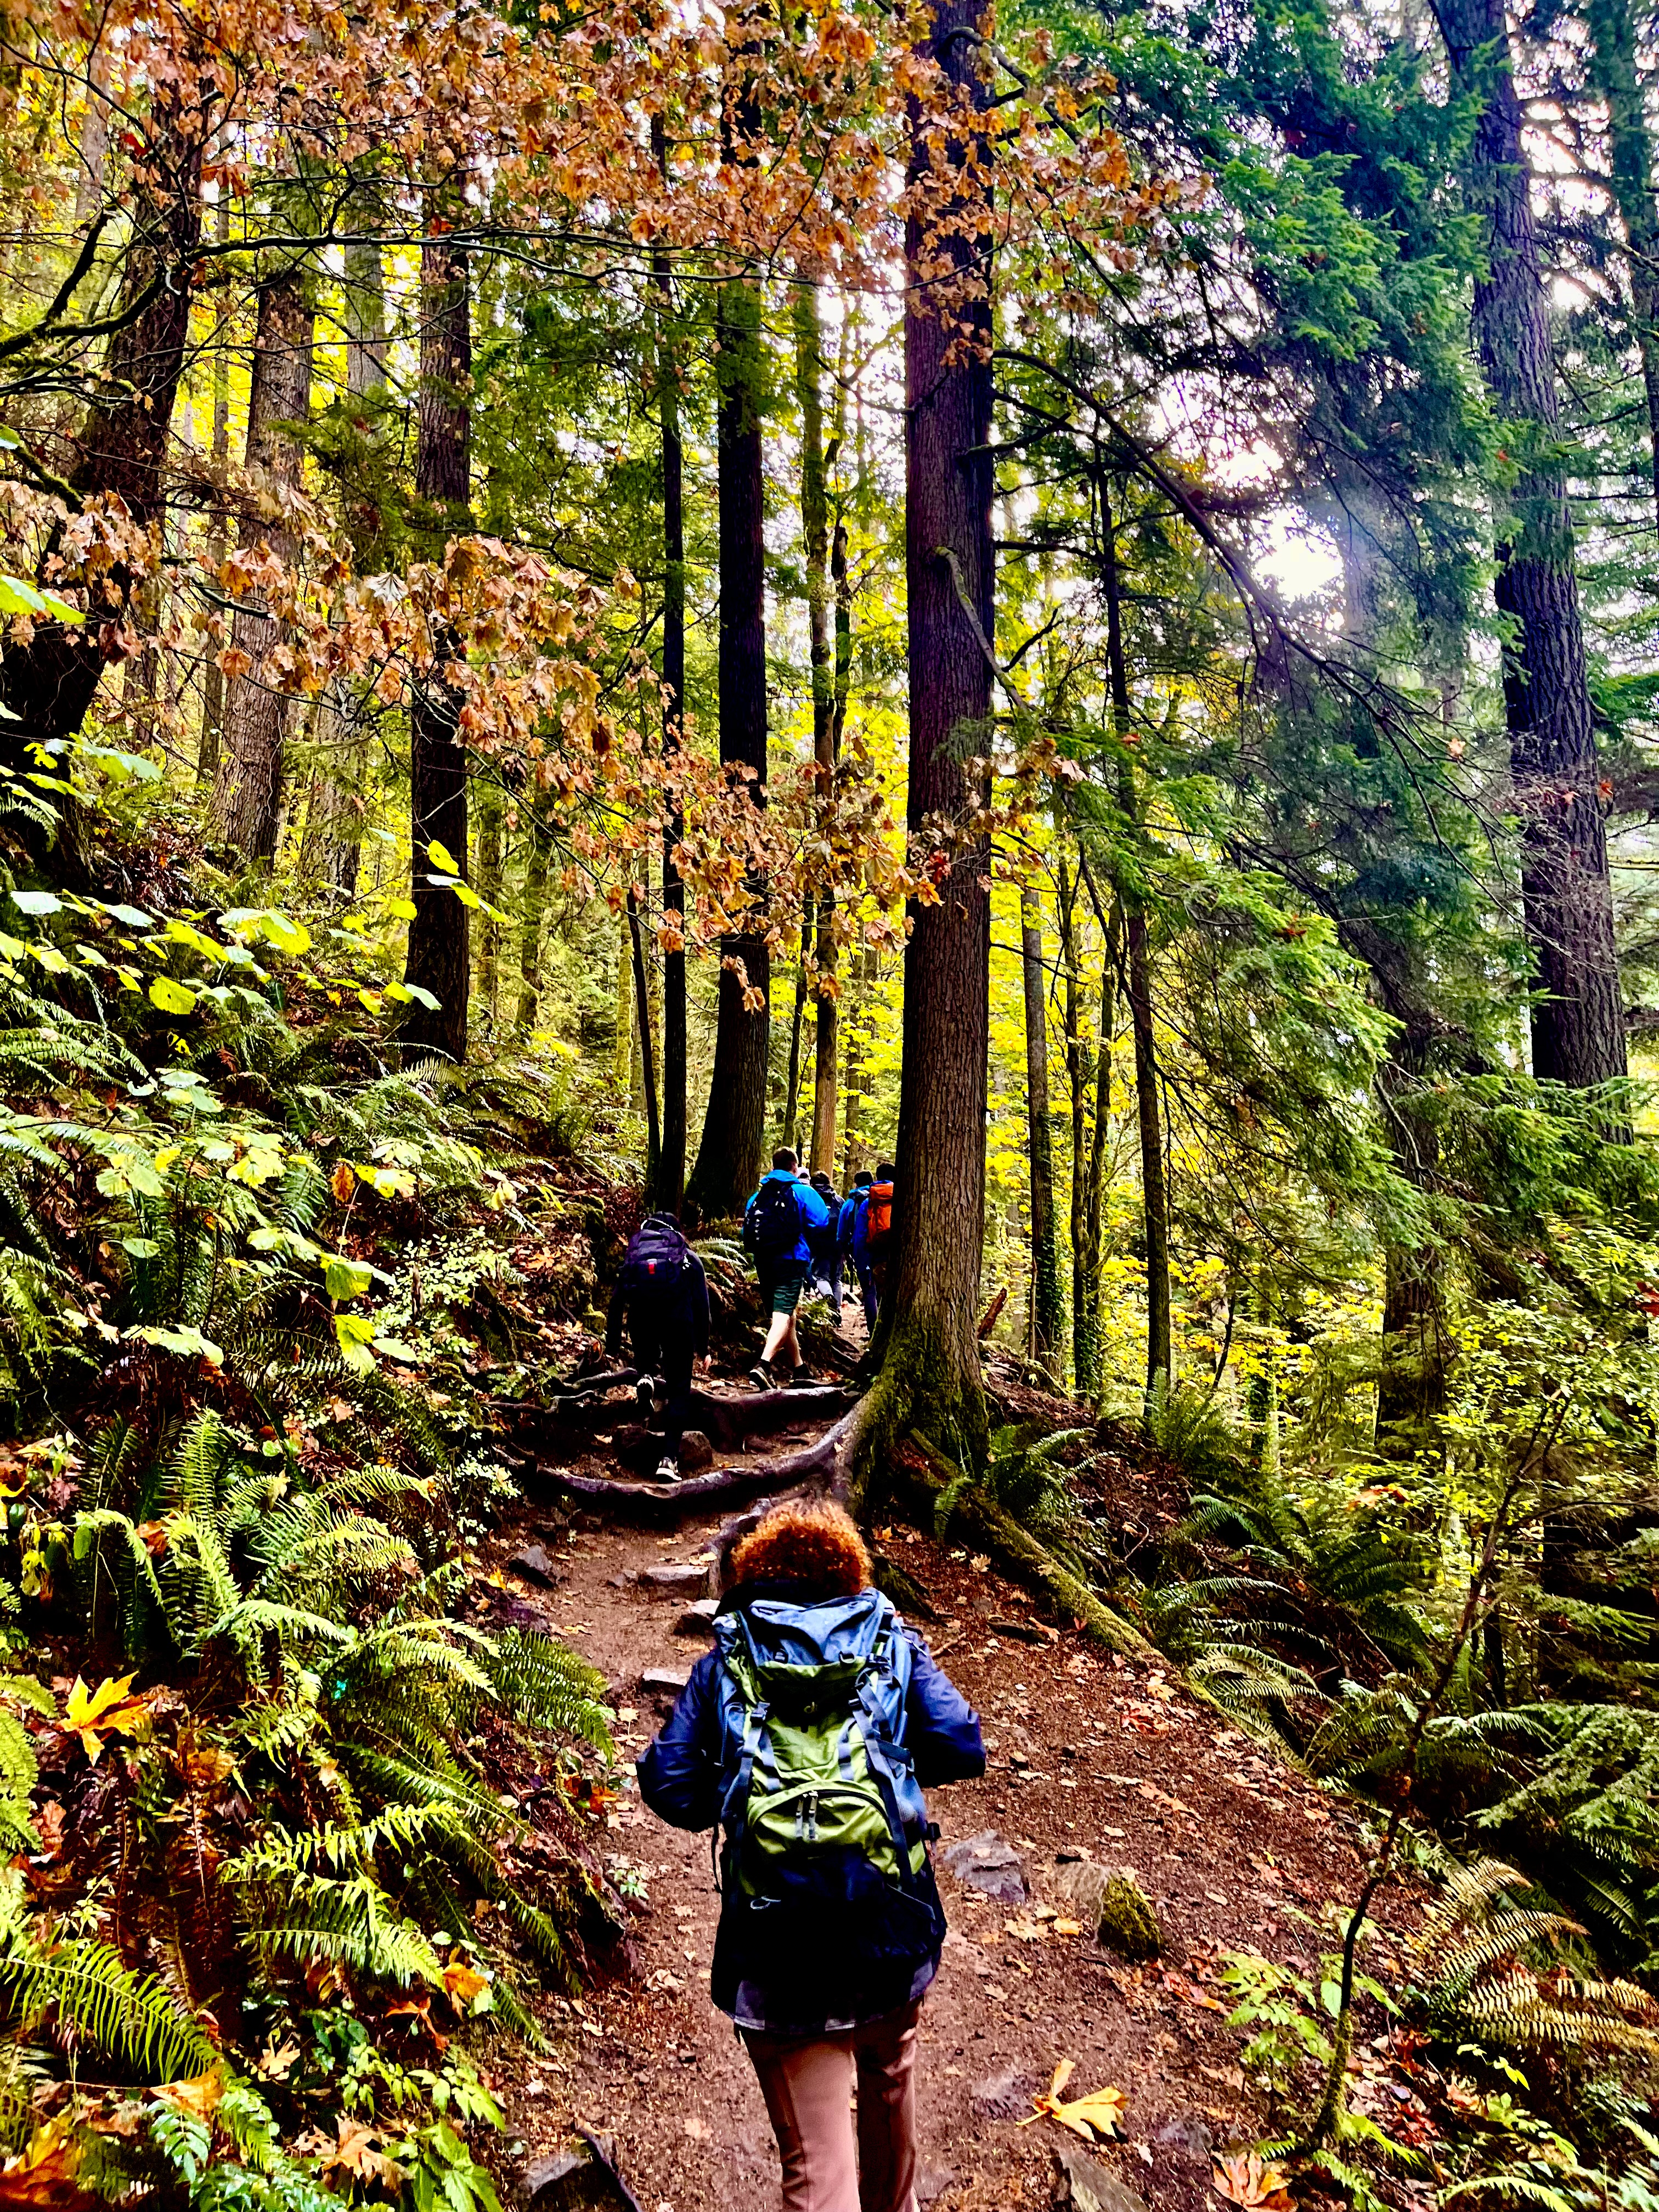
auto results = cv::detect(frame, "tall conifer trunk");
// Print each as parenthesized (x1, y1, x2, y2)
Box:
(1584, 0, 1659, 530)
(686, 266, 770, 1218)
(855, 0, 995, 1486)
(400, 228, 472, 1065)
(796, 276, 841, 1174)
(652, 115, 689, 1216)
(211, 262, 314, 860)
(1022, 885, 1062, 1376)
(1441, 0, 1627, 1090)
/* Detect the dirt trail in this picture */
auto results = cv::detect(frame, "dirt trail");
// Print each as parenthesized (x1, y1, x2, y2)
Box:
(491, 1401, 1418, 2212)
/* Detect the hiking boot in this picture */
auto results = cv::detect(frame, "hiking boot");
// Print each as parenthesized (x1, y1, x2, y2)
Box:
(654, 1455, 681, 1485)
(787, 1366, 820, 1389)
(748, 1360, 775, 1391)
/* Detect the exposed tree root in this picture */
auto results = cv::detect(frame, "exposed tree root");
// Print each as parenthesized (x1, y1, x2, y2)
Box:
(897, 1432, 1162, 1666)
(544, 1409, 857, 1522)
(507, 1383, 851, 1455)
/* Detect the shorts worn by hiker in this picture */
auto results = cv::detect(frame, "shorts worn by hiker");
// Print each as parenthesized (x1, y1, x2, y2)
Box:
(636, 1576, 984, 2035)
(763, 1265, 812, 1318)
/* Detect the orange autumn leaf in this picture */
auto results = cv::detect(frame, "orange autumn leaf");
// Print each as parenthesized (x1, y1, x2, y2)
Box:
(1019, 2058, 1127, 2143)
(443, 1961, 489, 2007)
(1212, 2154, 1295, 2211)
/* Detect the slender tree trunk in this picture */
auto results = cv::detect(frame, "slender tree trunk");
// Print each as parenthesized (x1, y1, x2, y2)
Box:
(1022, 884, 1063, 1377)
(1058, 853, 1092, 1398)
(861, 0, 995, 1479)
(796, 276, 842, 1175)
(302, 225, 387, 884)
(1083, 907, 1119, 1392)
(614, 921, 634, 1094)
(685, 270, 770, 1220)
(515, 813, 550, 1036)
(400, 229, 472, 1065)
(842, 947, 870, 1184)
(1584, 0, 1659, 531)
(474, 766, 502, 1037)
(651, 114, 688, 1217)
(629, 891, 662, 1182)
(211, 263, 314, 860)
(74, 41, 110, 227)
(784, 901, 810, 1152)
(1441, 0, 1627, 1092)
(197, 201, 233, 784)
(1103, 514, 1171, 1403)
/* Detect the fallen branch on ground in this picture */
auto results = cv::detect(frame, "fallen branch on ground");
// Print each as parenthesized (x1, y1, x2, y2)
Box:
(542, 1409, 858, 1521)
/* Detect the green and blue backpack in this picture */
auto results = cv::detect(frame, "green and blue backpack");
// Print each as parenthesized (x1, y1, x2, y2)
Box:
(710, 1588, 945, 1968)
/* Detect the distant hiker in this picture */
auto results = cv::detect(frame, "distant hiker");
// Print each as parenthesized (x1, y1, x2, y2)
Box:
(742, 1148, 830, 1389)
(605, 1210, 708, 1483)
(638, 1500, 985, 2212)
(839, 1170, 874, 1331)
(809, 1170, 842, 1322)
(852, 1161, 896, 1328)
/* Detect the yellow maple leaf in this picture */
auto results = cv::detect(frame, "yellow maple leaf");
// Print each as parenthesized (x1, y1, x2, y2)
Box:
(156, 2071, 222, 2120)
(1020, 2058, 1127, 2143)
(443, 1961, 489, 2008)
(61, 1674, 148, 1763)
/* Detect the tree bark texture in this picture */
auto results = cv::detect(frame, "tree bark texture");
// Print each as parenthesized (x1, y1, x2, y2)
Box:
(400, 232, 472, 1065)
(686, 274, 770, 1221)
(1584, 0, 1659, 531)
(876, 0, 995, 1453)
(515, 814, 550, 1037)
(1441, 0, 1627, 1091)
(796, 278, 842, 1176)
(653, 118, 689, 1216)
(211, 265, 314, 861)
(1021, 885, 1063, 1376)
(197, 196, 233, 785)
(1103, 517, 1171, 1401)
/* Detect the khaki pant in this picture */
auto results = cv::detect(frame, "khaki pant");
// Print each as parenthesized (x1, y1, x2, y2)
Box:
(742, 2000, 922, 2212)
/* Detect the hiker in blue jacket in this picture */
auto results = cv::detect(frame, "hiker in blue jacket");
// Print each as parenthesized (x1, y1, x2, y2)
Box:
(639, 1499, 984, 2212)
(742, 1147, 831, 1390)
(839, 1169, 875, 1331)
(604, 1211, 709, 1483)
(809, 1170, 842, 1322)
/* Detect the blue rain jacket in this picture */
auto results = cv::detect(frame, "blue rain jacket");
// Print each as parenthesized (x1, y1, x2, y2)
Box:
(742, 1171, 831, 1271)
(637, 1580, 984, 2032)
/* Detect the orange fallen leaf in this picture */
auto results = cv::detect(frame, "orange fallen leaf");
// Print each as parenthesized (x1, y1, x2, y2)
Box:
(443, 1961, 489, 2007)
(61, 1675, 148, 1764)
(1019, 2058, 1127, 2143)
(1212, 2153, 1294, 2210)
(156, 2072, 222, 2121)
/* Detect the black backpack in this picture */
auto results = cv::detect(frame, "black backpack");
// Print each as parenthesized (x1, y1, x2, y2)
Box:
(620, 1215, 689, 1296)
(747, 1177, 802, 1263)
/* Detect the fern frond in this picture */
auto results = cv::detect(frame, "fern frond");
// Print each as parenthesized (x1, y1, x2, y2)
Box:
(0, 1942, 218, 2081)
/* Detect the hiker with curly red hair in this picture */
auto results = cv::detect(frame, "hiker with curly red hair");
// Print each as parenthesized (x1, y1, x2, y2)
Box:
(639, 1499, 984, 2212)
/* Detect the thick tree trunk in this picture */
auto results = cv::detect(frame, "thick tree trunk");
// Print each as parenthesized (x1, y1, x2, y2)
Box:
(400, 232, 472, 1066)
(0, 74, 204, 877)
(211, 264, 314, 860)
(1103, 516, 1171, 1402)
(857, 0, 995, 1491)
(1584, 0, 1659, 531)
(653, 117, 689, 1217)
(686, 274, 770, 1221)
(1441, 0, 1627, 1092)
(1021, 884, 1062, 1376)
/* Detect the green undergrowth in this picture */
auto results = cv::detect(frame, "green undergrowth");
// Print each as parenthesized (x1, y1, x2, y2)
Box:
(0, 875, 635, 2208)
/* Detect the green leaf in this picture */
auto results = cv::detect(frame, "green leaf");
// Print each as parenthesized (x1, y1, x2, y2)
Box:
(148, 978, 197, 1015)
(333, 1312, 377, 1373)
(371, 1337, 422, 1364)
(404, 984, 441, 1011)
(99, 902, 154, 928)
(426, 840, 460, 875)
(8, 888, 61, 916)
(126, 1325, 224, 1367)
(386, 897, 418, 921)
(324, 1256, 374, 1302)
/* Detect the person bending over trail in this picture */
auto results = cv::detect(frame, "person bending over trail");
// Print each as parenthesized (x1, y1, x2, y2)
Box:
(743, 1148, 831, 1389)
(638, 1501, 985, 2212)
(604, 1210, 708, 1483)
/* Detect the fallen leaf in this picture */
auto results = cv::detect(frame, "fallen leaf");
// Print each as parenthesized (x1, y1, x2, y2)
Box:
(330, 1161, 356, 1204)
(1053, 1918, 1085, 1937)
(1212, 2153, 1294, 2210)
(156, 2072, 222, 2120)
(1005, 1915, 1046, 1943)
(61, 1674, 148, 1763)
(443, 1961, 489, 2007)
(1020, 2059, 1127, 2143)
(324, 2119, 402, 2193)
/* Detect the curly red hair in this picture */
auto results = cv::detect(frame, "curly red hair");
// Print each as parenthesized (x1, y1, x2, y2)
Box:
(730, 1500, 872, 1597)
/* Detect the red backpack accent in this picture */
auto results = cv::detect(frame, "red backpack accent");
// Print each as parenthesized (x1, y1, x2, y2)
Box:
(865, 1182, 894, 1256)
